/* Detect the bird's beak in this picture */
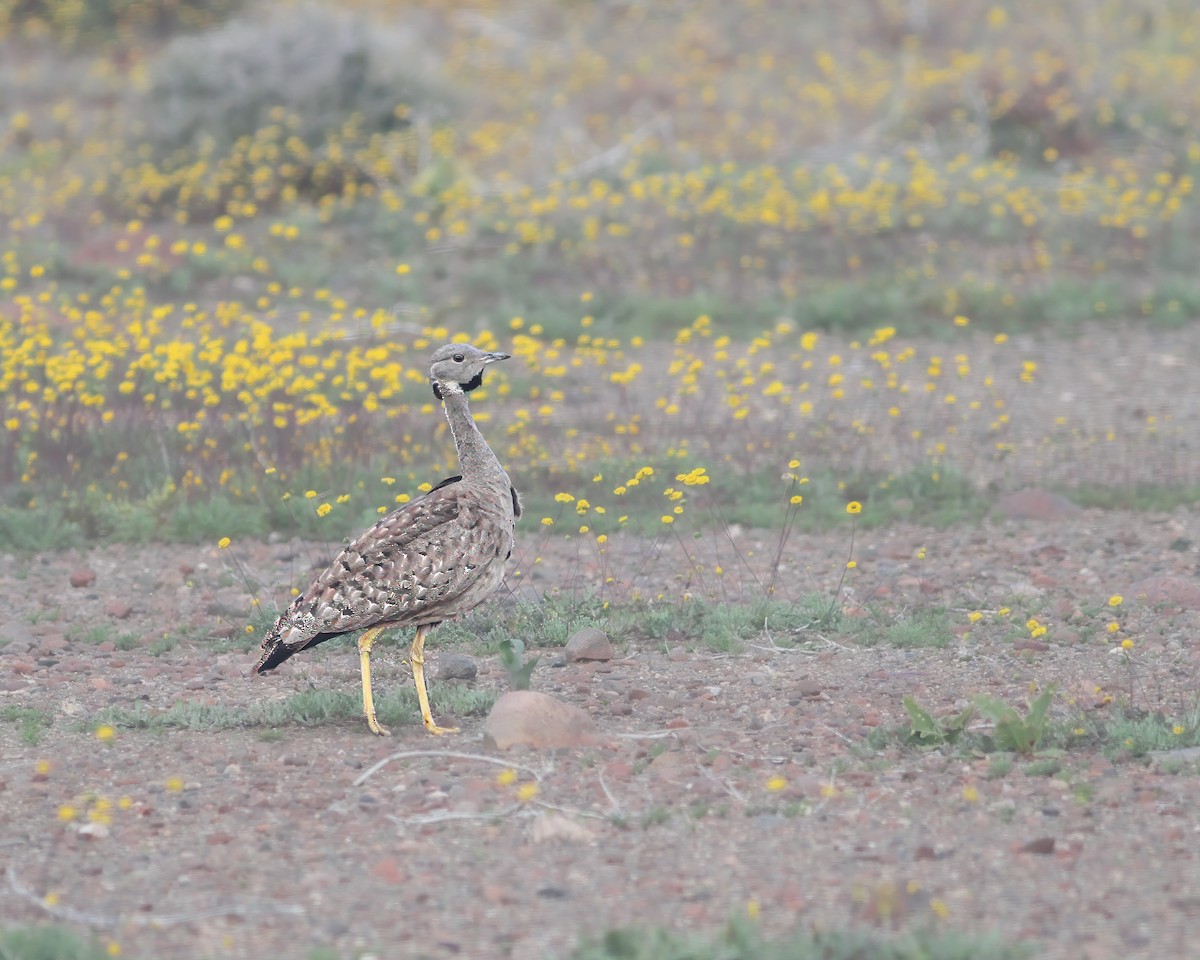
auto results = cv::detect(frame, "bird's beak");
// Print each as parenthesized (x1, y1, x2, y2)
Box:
(483, 352, 511, 364)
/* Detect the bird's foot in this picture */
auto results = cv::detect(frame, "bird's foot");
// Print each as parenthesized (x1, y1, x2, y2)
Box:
(366, 713, 392, 736)
(423, 719, 460, 736)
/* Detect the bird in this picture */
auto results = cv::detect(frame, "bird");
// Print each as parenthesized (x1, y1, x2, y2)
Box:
(252, 342, 520, 736)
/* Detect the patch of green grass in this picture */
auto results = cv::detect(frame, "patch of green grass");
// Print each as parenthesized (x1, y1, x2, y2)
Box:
(1087, 706, 1200, 757)
(0, 926, 113, 960)
(700, 465, 985, 534)
(89, 683, 495, 733)
(0, 504, 83, 552)
(986, 757, 1014, 780)
(884, 609, 953, 650)
(569, 918, 1029, 960)
(1, 706, 53, 746)
(1064, 482, 1200, 513)
(1022, 758, 1062, 778)
(67, 624, 114, 645)
(113, 632, 140, 651)
(147, 634, 177, 657)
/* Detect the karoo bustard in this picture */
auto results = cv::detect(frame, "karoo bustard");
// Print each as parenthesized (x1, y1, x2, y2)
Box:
(252, 343, 520, 735)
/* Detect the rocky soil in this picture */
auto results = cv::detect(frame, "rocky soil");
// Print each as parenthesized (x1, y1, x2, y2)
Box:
(3, 498, 1200, 959)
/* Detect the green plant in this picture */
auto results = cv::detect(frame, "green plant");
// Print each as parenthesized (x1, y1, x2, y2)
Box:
(1023, 758, 1062, 777)
(902, 696, 975, 747)
(0, 925, 112, 960)
(498, 637, 539, 691)
(569, 917, 1029, 960)
(885, 610, 953, 649)
(975, 689, 1054, 755)
(1, 706, 53, 746)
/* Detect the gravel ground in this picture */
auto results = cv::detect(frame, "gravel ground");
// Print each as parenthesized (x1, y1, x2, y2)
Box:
(3, 502, 1200, 959)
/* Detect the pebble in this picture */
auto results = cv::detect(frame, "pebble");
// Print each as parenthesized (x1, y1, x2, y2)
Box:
(565, 627, 614, 663)
(104, 601, 133, 619)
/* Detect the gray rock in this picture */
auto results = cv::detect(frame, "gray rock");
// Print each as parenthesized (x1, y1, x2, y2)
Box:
(435, 653, 478, 681)
(565, 627, 614, 663)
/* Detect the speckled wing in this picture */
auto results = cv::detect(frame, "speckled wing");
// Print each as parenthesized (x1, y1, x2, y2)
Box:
(253, 484, 512, 674)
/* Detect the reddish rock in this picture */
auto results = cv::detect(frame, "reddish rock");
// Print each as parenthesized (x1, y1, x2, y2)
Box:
(10, 660, 34, 675)
(372, 858, 407, 884)
(104, 601, 133, 620)
(69, 567, 97, 588)
(483, 691, 603, 750)
(565, 627, 614, 663)
(997, 489, 1082, 521)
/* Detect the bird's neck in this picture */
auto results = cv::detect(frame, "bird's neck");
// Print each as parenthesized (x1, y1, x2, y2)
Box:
(441, 387, 508, 488)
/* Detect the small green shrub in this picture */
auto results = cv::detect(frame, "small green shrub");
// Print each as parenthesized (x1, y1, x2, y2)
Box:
(134, 4, 448, 156)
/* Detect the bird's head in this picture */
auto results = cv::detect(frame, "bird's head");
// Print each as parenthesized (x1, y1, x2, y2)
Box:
(428, 343, 510, 400)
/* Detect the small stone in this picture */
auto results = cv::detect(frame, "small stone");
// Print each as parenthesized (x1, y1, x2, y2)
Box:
(89, 677, 111, 691)
(435, 653, 478, 681)
(795, 679, 823, 697)
(528, 812, 593, 844)
(1020, 836, 1056, 855)
(565, 627, 614, 663)
(69, 567, 97, 588)
(104, 601, 133, 620)
(997, 489, 1082, 522)
(36, 657, 59, 668)
(11, 660, 34, 675)
(483, 691, 603, 750)
(78, 822, 109, 840)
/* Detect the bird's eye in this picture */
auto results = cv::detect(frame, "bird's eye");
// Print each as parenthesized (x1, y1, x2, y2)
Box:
(452, 353, 465, 363)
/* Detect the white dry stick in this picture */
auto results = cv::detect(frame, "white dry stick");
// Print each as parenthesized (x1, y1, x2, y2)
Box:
(596, 768, 623, 817)
(6, 865, 303, 928)
(614, 731, 677, 741)
(389, 805, 525, 827)
(353, 750, 546, 788)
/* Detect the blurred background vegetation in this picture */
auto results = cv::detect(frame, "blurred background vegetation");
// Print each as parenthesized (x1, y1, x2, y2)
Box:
(1, 0, 1198, 548)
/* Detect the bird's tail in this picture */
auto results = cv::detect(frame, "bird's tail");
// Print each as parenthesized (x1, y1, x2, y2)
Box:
(252, 636, 295, 675)
(252, 616, 297, 675)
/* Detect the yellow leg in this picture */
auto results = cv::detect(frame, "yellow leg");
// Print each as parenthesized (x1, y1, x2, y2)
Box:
(411, 624, 459, 735)
(357, 626, 390, 736)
